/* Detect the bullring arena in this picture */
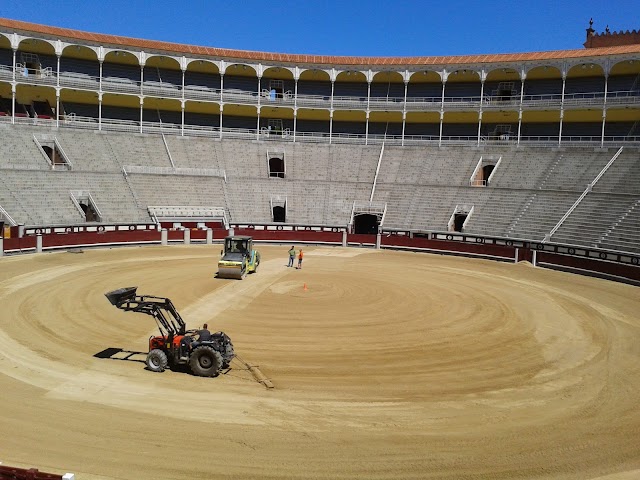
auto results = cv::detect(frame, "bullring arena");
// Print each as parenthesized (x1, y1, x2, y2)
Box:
(1, 12, 640, 480)
(1, 244, 639, 479)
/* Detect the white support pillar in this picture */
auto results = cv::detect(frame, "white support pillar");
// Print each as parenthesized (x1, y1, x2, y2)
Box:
(0, 236, 3, 257)
(517, 73, 525, 146)
(293, 75, 298, 142)
(477, 79, 485, 146)
(601, 74, 608, 147)
(256, 107, 261, 141)
(219, 105, 223, 140)
(206, 228, 213, 245)
(181, 67, 186, 136)
(36, 234, 43, 253)
(514, 248, 519, 263)
(330, 80, 334, 143)
(183, 228, 191, 245)
(56, 89, 60, 128)
(402, 80, 408, 146)
(293, 109, 297, 142)
(366, 79, 371, 114)
(532, 249, 537, 267)
(365, 110, 369, 145)
(228, 227, 235, 236)
(439, 77, 446, 147)
(161, 228, 168, 246)
(329, 109, 333, 144)
(56, 55, 61, 128)
(98, 92, 103, 131)
(139, 97, 144, 134)
(99, 60, 103, 92)
(11, 85, 16, 125)
(12, 48, 16, 82)
(517, 111, 523, 146)
(401, 111, 406, 146)
(181, 101, 185, 137)
(559, 72, 566, 145)
(342, 229, 347, 247)
(375, 232, 381, 249)
(256, 71, 262, 141)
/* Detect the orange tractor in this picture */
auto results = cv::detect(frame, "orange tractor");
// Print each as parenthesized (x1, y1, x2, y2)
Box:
(105, 287, 234, 377)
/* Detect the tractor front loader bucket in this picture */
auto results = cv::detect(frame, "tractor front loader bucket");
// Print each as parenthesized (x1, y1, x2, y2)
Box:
(105, 286, 138, 306)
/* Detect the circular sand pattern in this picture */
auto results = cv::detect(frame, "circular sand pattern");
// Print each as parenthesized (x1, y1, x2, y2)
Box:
(0, 246, 639, 479)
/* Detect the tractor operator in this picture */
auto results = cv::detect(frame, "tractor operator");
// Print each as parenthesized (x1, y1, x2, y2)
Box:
(198, 323, 212, 342)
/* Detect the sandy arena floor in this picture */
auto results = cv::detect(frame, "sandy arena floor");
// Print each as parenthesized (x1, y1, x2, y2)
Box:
(0, 245, 639, 479)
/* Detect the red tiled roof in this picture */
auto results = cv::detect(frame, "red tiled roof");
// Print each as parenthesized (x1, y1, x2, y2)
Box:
(1, 17, 640, 67)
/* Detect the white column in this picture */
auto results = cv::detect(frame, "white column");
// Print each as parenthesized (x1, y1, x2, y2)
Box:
(139, 97, 144, 134)
(477, 80, 484, 146)
(342, 230, 347, 247)
(219, 74, 224, 139)
(402, 80, 408, 146)
(293, 77, 298, 143)
(601, 74, 608, 147)
(401, 111, 406, 146)
(517, 111, 523, 146)
(257, 73, 262, 141)
(558, 72, 566, 145)
(56, 89, 60, 128)
(206, 228, 213, 244)
(329, 80, 335, 144)
(329, 110, 333, 144)
(293, 109, 297, 142)
(181, 101, 185, 137)
(99, 60, 103, 91)
(56, 55, 61, 127)
(517, 73, 525, 146)
(12, 49, 16, 82)
(439, 79, 446, 147)
(219, 105, 223, 140)
(36, 234, 43, 253)
(0, 236, 4, 257)
(11, 85, 16, 125)
(183, 228, 191, 245)
(161, 228, 168, 246)
(256, 107, 261, 141)
(365, 110, 369, 145)
(181, 68, 185, 136)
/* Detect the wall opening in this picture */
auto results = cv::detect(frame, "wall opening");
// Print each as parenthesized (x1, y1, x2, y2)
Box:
(354, 214, 379, 234)
(273, 205, 286, 222)
(453, 213, 467, 232)
(482, 164, 495, 181)
(268, 157, 285, 177)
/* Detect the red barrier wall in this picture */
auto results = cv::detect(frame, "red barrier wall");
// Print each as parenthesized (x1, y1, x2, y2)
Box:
(382, 235, 516, 259)
(538, 251, 640, 281)
(2, 226, 638, 285)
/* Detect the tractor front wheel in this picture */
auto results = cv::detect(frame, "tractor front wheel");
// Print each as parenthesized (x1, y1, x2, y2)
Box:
(146, 349, 168, 373)
(189, 346, 223, 377)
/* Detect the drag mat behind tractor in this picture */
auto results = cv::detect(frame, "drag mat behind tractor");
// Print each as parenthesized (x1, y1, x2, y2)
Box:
(94, 347, 274, 388)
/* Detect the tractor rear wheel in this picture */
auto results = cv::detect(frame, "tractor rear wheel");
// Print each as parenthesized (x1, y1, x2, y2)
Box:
(146, 349, 168, 373)
(189, 346, 223, 377)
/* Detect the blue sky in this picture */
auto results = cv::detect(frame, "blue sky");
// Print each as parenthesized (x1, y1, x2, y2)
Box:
(0, 0, 637, 57)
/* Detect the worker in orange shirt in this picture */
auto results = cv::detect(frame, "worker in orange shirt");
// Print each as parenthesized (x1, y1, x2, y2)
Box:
(297, 249, 304, 269)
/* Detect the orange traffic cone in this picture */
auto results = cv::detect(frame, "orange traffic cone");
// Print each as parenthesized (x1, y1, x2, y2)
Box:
(303, 283, 308, 291)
